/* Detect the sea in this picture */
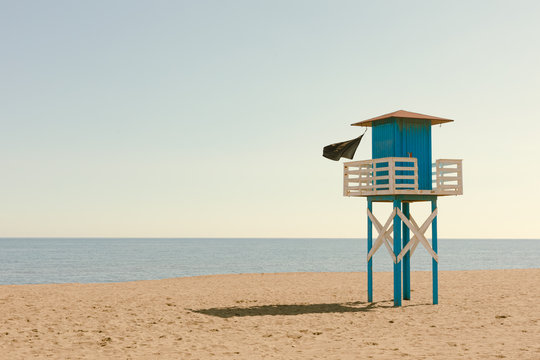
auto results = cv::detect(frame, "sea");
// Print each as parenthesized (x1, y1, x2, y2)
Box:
(0, 238, 539, 285)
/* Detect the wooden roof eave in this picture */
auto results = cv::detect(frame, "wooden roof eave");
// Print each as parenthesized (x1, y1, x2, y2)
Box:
(351, 110, 454, 127)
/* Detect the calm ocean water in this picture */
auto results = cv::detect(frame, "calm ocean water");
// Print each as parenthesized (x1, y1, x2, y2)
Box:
(0, 238, 539, 285)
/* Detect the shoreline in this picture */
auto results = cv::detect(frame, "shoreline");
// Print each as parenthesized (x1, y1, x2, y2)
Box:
(1, 269, 539, 359)
(2, 267, 540, 287)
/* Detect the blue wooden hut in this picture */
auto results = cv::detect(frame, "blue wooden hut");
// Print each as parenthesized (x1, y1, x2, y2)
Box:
(343, 110, 463, 306)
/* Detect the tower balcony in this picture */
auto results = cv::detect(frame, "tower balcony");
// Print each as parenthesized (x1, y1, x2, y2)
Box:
(343, 157, 463, 197)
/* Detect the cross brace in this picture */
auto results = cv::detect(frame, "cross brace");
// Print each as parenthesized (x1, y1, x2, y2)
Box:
(367, 208, 396, 263)
(367, 207, 439, 264)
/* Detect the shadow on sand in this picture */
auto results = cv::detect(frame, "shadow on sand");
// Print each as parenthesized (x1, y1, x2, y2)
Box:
(189, 300, 429, 318)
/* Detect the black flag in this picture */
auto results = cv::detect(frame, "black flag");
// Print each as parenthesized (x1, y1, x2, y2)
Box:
(323, 134, 364, 161)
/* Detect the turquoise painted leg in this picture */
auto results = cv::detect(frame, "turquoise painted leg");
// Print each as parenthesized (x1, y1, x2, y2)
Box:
(431, 199, 438, 305)
(367, 199, 373, 302)
(402, 202, 410, 300)
(393, 199, 402, 307)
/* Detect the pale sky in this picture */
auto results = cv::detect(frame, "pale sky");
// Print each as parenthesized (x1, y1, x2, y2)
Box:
(1, 1, 539, 238)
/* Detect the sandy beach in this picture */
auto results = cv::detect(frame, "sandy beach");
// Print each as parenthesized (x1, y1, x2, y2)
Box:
(0, 269, 539, 359)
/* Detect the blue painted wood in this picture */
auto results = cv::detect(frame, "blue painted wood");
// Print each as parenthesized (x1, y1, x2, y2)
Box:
(402, 202, 411, 300)
(367, 199, 373, 302)
(431, 199, 438, 305)
(372, 118, 432, 190)
(400, 119, 432, 190)
(393, 199, 402, 307)
(372, 120, 395, 190)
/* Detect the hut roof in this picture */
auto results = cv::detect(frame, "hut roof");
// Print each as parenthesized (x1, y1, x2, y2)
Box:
(351, 110, 454, 127)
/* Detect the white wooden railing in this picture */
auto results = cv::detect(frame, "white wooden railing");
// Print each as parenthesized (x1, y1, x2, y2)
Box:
(432, 159, 463, 195)
(343, 157, 418, 196)
(343, 157, 463, 196)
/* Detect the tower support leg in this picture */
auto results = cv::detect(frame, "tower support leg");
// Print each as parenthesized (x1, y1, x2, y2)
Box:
(393, 199, 402, 307)
(431, 199, 438, 305)
(367, 199, 373, 302)
(402, 202, 411, 300)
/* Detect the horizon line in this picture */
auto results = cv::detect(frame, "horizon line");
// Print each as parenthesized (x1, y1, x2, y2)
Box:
(1, 237, 539, 240)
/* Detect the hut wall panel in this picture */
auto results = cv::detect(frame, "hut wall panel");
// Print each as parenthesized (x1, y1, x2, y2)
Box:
(372, 118, 432, 190)
(372, 119, 395, 188)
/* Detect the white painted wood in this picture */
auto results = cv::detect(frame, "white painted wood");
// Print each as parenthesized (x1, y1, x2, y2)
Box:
(366, 225, 393, 261)
(382, 231, 397, 263)
(343, 173, 347, 196)
(343, 157, 418, 196)
(394, 175, 418, 180)
(344, 157, 463, 197)
(432, 159, 463, 196)
(402, 212, 429, 259)
(396, 208, 439, 262)
(367, 208, 397, 263)
(389, 160, 395, 193)
(406, 212, 438, 262)
(433, 169, 459, 174)
(345, 169, 373, 175)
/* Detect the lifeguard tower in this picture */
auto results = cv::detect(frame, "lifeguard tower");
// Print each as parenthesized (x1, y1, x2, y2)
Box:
(343, 110, 463, 306)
